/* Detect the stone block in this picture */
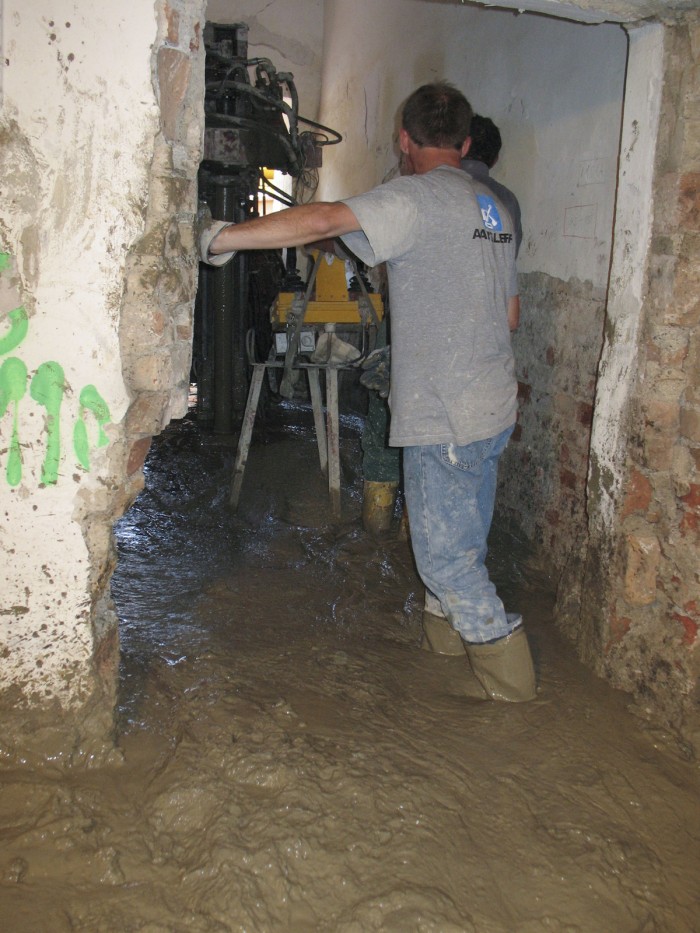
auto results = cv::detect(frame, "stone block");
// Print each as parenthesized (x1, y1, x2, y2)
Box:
(686, 385, 700, 405)
(158, 48, 192, 143)
(687, 337, 700, 388)
(672, 444, 696, 495)
(126, 353, 173, 392)
(165, 3, 180, 45)
(577, 401, 593, 427)
(648, 252, 678, 312)
(642, 432, 675, 471)
(673, 605, 698, 646)
(678, 173, 700, 231)
(125, 393, 170, 436)
(653, 174, 680, 235)
(559, 468, 579, 491)
(667, 269, 700, 334)
(681, 128, 700, 174)
(689, 445, 700, 472)
(680, 497, 700, 539)
(644, 398, 681, 434)
(127, 437, 152, 476)
(608, 607, 632, 645)
(151, 310, 166, 337)
(689, 24, 700, 64)
(681, 407, 700, 442)
(517, 381, 532, 403)
(623, 534, 661, 606)
(646, 325, 689, 367)
(682, 482, 700, 510)
(621, 468, 653, 519)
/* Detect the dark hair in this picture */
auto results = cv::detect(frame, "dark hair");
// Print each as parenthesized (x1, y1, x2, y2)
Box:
(468, 115, 502, 168)
(401, 82, 473, 151)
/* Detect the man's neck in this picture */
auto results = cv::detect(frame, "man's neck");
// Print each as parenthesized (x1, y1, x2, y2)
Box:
(412, 146, 462, 175)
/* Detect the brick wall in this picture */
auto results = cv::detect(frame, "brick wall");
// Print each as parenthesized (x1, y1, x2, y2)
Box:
(496, 273, 606, 572)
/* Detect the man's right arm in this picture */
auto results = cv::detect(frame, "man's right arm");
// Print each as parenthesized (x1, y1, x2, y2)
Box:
(204, 202, 362, 261)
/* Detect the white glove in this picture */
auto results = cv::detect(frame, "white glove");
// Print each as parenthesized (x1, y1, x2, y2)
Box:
(196, 202, 237, 266)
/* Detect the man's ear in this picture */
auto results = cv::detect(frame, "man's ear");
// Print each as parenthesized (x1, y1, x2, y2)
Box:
(460, 136, 472, 158)
(399, 128, 410, 154)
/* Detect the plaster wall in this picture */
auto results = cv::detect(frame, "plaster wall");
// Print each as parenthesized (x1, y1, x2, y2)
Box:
(0, 0, 206, 760)
(317, 0, 626, 288)
(0, 3, 157, 705)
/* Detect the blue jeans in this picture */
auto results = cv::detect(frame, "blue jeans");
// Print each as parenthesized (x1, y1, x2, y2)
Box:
(403, 426, 519, 644)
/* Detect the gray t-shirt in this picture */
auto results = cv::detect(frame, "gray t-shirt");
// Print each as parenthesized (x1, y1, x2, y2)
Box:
(341, 165, 518, 448)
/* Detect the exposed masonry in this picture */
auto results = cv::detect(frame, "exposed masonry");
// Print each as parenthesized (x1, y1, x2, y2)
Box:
(497, 272, 606, 562)
(498, 16, 700, 751)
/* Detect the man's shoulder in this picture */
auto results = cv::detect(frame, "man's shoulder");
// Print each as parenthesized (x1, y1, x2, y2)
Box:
(483, 175, 520, 212)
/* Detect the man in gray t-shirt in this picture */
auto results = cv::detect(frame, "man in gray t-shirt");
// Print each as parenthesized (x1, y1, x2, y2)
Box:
(201, 82, 536, 703)
(461, 114, 523, 258)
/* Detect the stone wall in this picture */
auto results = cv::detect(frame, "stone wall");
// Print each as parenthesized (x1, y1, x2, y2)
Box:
(604, 15, 700, 747)
(556, 16, 700, 751)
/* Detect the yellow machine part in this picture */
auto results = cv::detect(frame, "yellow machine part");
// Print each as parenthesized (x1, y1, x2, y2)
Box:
(271, 252, 384, 325)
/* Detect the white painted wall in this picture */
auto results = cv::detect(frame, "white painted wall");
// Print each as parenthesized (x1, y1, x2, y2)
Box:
(0, 2, 159, 705)
(317, 0, 627, 289)
(205, 0, 325, 122)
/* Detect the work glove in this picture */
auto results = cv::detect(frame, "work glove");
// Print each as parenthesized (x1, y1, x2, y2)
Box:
(196, 201, 236, 266)
(358, 344, 391, 398)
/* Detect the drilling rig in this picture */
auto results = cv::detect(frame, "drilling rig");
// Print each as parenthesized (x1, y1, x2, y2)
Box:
(194, 22, 341, 434)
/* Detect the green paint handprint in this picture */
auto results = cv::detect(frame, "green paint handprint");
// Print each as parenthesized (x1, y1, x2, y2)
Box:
(0, 357, 28, 486)
(0, 306, 29, 356)
(73, 385, 111, 470)
(30, 362, 65, 485)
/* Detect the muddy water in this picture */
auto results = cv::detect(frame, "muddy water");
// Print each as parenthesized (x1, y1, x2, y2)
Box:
(1, 404, 699, 932)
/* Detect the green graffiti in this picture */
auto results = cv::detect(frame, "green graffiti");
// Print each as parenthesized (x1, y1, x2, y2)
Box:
(73, 385, 111, 470)
(0, 357, 28, 486)
(0, 255, 114, 486)
(0, 306, 29, 356)
(30, 362, 65, 485)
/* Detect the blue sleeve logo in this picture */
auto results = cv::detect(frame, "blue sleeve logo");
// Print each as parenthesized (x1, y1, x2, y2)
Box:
(477, 194, 503, 232)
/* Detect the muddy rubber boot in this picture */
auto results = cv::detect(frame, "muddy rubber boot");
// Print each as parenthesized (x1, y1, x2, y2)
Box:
(421, 611, 466, 655)
(362, 481, 398, 535)
(465, 627, 537, 702)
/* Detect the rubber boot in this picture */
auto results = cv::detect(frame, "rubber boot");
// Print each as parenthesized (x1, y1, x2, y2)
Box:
(465, 627, 537, 702)
(421, 611, 466, 656)
(362, 481, 398, 535)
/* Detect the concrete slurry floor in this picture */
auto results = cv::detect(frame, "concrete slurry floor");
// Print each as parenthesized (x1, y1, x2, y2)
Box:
(0, 405, 698, 932)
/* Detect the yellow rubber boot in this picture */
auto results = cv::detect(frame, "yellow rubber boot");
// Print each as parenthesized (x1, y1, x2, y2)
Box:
(362, 481, 398, 535)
